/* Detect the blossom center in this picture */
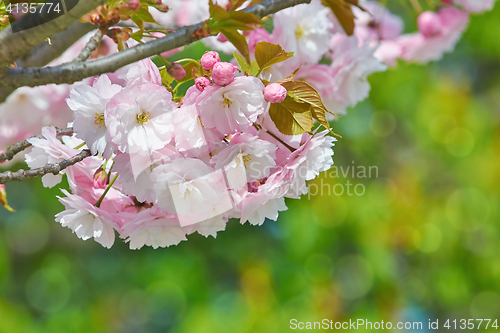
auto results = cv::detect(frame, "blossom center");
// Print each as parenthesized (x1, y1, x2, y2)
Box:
(295, 25, 305, 39)
(94, 113, 105, 127)
(242, 154, 252, 164)
(221, 95, 232, 108)
(136, 110, 151, 124)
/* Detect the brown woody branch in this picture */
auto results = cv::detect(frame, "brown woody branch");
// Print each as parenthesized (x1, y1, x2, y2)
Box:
(0, 149, 91, 184)
(0, 127, 73, 162)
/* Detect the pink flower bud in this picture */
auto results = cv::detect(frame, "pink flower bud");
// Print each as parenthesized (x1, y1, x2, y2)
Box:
(157, 4, 169, 12)
(200, 51, 221, 70)
(441, 0, 453, 4)
(417, 11, 443, 38)
(263, 83, 287, 103)
(167, 62, 186, 80)
(195, 76, 212, 92)
(93, 167, 107, 189)
(211, 62, 237, 86)
(217, 33, 228, 43)
(128, 0, 140, 11)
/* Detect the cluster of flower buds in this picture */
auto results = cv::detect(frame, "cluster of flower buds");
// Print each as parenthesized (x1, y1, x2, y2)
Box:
(26, 51, 336, 249)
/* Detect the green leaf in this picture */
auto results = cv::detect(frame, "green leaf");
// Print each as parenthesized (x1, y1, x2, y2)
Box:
(228, 11, 263, 25)
(276, 67, 301, 84)
(230, 0, 247, 11)
(233, 52, 260, 75)
(282, 81, 339, 136)
(220, 28, 250, 63)
(321, 0, 356, 35)
(132, 8, 158, 24)
(131, 17, 144, 30)
(129, 30, 144, 43)
(269, 96, 313, 135)
(209, 0, 230, 21)
(255, 42, 293, 71)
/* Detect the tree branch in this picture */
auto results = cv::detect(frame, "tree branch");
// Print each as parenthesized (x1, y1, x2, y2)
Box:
(0, 149, 91, 184)
(0, 0, 106, 69)
(74, 29, 104, 62)
(1, 0, 311, 88)
(16, 21, 95, 67)
(0, 22, 95, 103)
(0, 127, 73, 162)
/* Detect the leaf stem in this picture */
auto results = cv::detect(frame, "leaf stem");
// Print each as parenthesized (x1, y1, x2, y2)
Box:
(94, 174, 118, 208)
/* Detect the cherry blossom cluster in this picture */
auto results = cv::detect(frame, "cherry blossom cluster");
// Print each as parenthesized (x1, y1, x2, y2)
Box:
(24, 53, 336, 249)
(1, 0, 498, 249)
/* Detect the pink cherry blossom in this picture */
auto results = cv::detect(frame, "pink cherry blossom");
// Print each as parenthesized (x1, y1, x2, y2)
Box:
(398, 7, 469, 63)
(248, 28, 274, 53)
(353, 1, 404, 42)
(212, 133, 278, 188)
(284, 130, 336, 198)
(454, 0, 496, 13)
(197, 76, 267, 134)
(152, 158, 233, 226)
(119, 207, 188, 249)
(329, 35, 387, 112)
(106, 83, 175, 154)
(66, 74, 122, 158)
(117, 58, 162, 88)
(25, 127, 84, 188)
(56, 189, 117, 248)
(273, 0, 333, 66)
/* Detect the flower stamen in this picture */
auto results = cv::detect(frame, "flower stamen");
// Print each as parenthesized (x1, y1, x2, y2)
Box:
(136, 110, 151, 124)
(94, 113, 105, 127)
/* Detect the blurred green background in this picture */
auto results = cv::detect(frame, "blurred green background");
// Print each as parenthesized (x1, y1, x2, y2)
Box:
(1, 5, 500, 333)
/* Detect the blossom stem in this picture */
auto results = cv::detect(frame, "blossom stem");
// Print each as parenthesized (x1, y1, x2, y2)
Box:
(94, 174, 118, 208)
(73, 142, 86, 150)
(254, 123, 296, 152)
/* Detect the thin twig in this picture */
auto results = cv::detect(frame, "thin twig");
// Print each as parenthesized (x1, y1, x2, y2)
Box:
(74, 30, 104, 62)
(1, 0, 312, 89)
(0, 127, 73, 163)
(0, 149, 91, 184)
